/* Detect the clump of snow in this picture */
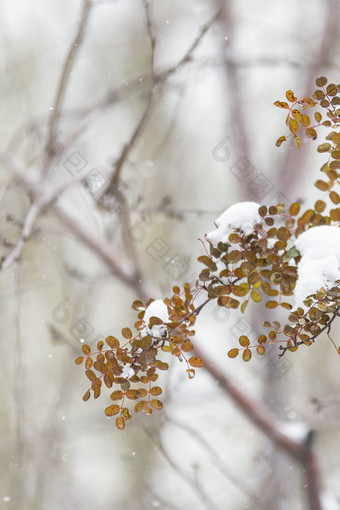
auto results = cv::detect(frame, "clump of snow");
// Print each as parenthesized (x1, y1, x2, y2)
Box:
(121, 364, 135, 379)
(321, 492, 339, 510)
(279, 421, 310, 442)
(294, 226, 340, 307)
(206, 201, 261, 246)
(143, 300, 169, 339)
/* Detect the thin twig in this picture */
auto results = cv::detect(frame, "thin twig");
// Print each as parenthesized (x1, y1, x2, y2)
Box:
(166, 414, 262, 509)
(100, 0, 157, 199)
(45, 0, 92, 160)
(145, 427, 220, 510)
(194, 344, 323, 510)
(0, 180, 81, 270)
(0, 148, 149, 298)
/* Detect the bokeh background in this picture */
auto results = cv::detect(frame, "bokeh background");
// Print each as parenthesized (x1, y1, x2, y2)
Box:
(0, 0, 339, 509)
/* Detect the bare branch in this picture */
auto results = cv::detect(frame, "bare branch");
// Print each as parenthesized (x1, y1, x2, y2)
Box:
(145, 427, 220, 510)
(194, 344, 323, 510)
(0, 149, 149, 298)
(100, 0, 157, 200)
(45, 0, 92, 160)
(166, 414, 263, 509)
(0, 176, 85, 270)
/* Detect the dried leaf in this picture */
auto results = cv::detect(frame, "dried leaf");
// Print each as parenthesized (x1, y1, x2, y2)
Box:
(122, 328, 132, 340)
(82, 390, 91, 401)
(305, 127, 317, 140)
(188, 356, 203, 368)
(150, 399, 163, 410)
(276, 135, 287, 147)
(286, 90, 297, 102)
(289, 202, 301, 216)
(105, 404, 121, 417)
(256, 345, 266, 356)
(274, 100, 289, 109)
(294, 135, 302, 149)
(315, 76, 327, 87)
(135, 400, 147, 412)
(239, 335, 250, 347)
(115, 417, 125, 430)
(82, 344, 91, 355)
(289, 118, 299, 133)
(106, 336, 120, 349)
(150, 386, 163, 396)
(227, 348, 239, 359)
(242, 349, 252, 362)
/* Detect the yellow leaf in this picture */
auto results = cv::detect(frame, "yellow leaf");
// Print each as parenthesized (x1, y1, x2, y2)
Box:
(314, 112, 322, 123)
(256, 345, 265, 356)
(266, 300, 278, 309)
(82, 344, 91, 355)
(301, 115, 310, 127)
(289, 202, 301, 216)
(227, 348, 239, 359)
(105, 405, 121, 417)
(305, 127, 317, 139)
(302, 97, 316, 107)
(242, 349, 252, 362)
(115, 417, 125, 430)
(289, 118, 299, 133)
(315, 76, 327, 87)
(122, 328, 132, 339)
(274, 100, 290, 109)
(150, 399, 163, 410)
(188, 356, 203, 368)
(291, 109, 302, 121)
(294, 135, 302, 149)
(239, 335, 250, 347)
(251, 288, 262, 303)
(135, 400, 147, 412)
(286, 90, 297, 102)
(276, 135, 287, 147)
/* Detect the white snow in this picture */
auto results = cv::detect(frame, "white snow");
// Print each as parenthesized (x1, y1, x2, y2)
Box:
(206, 201, 261, 246)
(294, 226, 340, 307)
(142, 300, 169, 339)
(321, 492, 339, 510)
(121, 364, 135, 379)
(279, 421, 310, 442)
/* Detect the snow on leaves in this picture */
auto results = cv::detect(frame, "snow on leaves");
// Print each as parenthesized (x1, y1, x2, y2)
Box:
(76, 75, 340, 430)
(75, 286, 202, 429)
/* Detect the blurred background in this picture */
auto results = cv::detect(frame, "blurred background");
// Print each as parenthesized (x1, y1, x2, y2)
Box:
(0, 0, 339, 509)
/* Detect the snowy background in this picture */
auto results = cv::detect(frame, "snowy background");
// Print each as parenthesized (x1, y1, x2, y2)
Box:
(0, 0, 339, 509)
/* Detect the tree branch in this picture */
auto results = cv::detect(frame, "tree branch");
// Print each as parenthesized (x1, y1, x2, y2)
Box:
(0, 149, 149, 298)
(45, 0, 92, 160)
(194, 344, 323, 510)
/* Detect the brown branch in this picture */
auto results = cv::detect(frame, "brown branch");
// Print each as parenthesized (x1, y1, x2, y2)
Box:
(194, 344, 323, 510)
(0, 149, 149, 298)
(45, 0, 92, 159)
(100, 0, 157, 201)
(144, 427, 220, 510)
(0, 180, 80, 270)
(166, 413, 263, 509)
(156, 6, 223, 84)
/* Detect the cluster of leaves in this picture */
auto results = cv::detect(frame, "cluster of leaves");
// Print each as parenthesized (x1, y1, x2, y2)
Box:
(275, 76, 340, 208)
(76, 75, 340, 429)
(75, 285, 202, 429)
(198, 200, 339, 361)
(198, 203, 300, 317)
